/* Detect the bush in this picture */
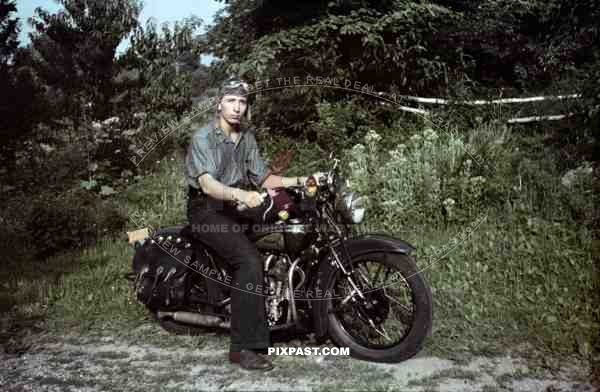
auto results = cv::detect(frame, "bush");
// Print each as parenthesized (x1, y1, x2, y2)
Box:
(345, 125, 511, 229)
(26, 188, 126, 259)
(312, 99, 377, 152)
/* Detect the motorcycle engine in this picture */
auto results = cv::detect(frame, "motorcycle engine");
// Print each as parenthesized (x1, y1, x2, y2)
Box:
(265, 255, 290, 326)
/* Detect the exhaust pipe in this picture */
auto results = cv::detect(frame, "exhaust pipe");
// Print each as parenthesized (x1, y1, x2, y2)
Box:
(156, 311, 230, 329)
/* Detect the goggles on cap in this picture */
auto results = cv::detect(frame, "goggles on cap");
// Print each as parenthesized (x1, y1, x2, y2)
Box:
(220, 77, 249, 96)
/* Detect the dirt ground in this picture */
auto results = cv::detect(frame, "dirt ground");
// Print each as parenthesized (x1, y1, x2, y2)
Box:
(0, 329, 595, 392)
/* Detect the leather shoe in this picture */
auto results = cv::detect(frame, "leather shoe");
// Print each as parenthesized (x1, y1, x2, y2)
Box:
(229, 349, 274, 371)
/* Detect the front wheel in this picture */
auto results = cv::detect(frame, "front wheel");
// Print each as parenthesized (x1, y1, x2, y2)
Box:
(324, 252, 432, 363)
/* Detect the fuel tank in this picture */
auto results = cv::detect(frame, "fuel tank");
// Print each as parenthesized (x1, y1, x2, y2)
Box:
(250, 219, 315, 254)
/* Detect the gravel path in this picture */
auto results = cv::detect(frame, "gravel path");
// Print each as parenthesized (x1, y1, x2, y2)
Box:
(0, 332, 595, 392)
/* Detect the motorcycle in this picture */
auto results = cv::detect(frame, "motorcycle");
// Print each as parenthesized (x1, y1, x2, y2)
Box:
(125, 155, 432, 363)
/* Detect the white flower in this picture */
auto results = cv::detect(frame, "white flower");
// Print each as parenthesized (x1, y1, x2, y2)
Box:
(409, 134, 422, 143)
(443, 198, 456, 207)
(389, 148, 404, 160)
(365, 129, 382, 144)
(103, 116, 120, 126)
(561, 163, 592, 187)
(423, 128, 438, 141)
(39, 143, 55, 153)
(351, 144, 366, 154)
(470, 176, 486, 184)
(561, 171, 576, 187)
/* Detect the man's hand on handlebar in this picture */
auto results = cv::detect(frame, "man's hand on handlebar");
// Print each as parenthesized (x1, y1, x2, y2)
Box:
(235, 189, 266, 210)
(244, 190, 265, 208)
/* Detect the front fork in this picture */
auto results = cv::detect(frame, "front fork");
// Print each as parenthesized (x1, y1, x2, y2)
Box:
(328, 242, 367, 302)
(321, 206, 367, 302)
(323, 204, 390, 322)
(326, 237, 395, 341)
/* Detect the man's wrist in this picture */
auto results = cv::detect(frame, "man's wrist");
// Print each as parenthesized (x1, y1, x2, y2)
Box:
(231, 188, 243, 202)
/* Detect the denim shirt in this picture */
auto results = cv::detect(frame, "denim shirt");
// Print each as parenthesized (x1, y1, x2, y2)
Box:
(184, 120, 269, 190)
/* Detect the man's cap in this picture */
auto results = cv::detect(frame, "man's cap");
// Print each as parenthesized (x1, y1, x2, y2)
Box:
(220, 76, 249, 98)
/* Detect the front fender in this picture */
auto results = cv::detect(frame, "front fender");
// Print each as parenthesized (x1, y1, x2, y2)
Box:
(343, 233, 416, 257)
(310, 234, 416, 338)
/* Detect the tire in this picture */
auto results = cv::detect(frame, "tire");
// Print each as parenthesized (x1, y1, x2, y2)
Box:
(324, 252, 432, 363)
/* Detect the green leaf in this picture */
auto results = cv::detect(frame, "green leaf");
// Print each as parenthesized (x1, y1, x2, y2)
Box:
(80, 180, 97, 190)
(100, 185, 118, 196)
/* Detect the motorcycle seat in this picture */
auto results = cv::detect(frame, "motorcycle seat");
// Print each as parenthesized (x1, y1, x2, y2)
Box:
(149, 223, 272, 251)
(150, 225, 192, 242)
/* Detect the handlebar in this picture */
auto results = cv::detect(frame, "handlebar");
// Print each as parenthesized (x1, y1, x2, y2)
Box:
(235, 191, 269, 211)
(235, 168, 335, 212)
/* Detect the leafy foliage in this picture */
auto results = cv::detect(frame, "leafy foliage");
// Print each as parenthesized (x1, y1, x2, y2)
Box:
(29, 0, 142, 120)
(117, 17, 204, 121)
(0, 1, 47, 161)
(206, 0, 600, 136)
(0, 0, 597, 360)
(0, 0, 18, 65)
(340, 116, 596, 355)
(26, 188, 126, 258)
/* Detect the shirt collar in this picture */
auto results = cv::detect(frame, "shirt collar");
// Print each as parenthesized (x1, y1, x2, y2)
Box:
(210, 119, 246, 148)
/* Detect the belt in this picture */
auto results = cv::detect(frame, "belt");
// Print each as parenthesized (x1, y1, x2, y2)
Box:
(187, 186, 238, 208)
(188, 185, 205, 199)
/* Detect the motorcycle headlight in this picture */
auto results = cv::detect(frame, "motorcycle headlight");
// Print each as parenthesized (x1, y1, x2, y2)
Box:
(338, 191, 367, 224)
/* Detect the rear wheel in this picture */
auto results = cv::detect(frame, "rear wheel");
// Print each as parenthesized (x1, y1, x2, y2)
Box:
(325, 252, 432, 362)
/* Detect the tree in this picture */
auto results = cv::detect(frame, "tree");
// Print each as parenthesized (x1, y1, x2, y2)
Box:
(0, 0, 18, 66)
(206, 0, 462, 137)
(29, 0, 142, 121)
(0, 0, 24, 162)
(117, 16, 205, 120)
(205, 0, 600, 140)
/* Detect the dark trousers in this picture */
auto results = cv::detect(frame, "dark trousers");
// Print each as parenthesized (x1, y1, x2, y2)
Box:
(186, 187, 270, 352)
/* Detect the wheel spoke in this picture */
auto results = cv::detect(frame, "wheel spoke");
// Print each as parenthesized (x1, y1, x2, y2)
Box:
(367, 317, 393, 342)
(372, 262, 384, 287)
(378, 266, 392, 288)
(384, 293, 413, 325)
(356, 264, 373, 288)
(384, 292, 412, 313)
(341, 289, 356, 305)
(332, 258, 417, 349)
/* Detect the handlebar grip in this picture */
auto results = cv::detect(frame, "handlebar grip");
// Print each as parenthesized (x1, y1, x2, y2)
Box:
(236, 192, 268, 211)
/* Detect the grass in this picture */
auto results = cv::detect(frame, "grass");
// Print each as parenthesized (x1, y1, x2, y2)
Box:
(343, 118, 597, 361)
(120, 151, 188, 230)
(350, 200, 595, 361)
(45, 237, 147, 333)
(0, 122, 596, 384)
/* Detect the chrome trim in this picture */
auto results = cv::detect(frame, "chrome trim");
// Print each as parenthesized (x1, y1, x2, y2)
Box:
(263, 254, 276, 272)
(156, 311, 230, 329)
(287, 256, 302, 324)
(255, 224, 312, 234)
(262, 195, 274, 221)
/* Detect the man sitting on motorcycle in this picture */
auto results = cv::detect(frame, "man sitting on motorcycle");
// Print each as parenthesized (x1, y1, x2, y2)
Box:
(184, 76, 321, 371)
